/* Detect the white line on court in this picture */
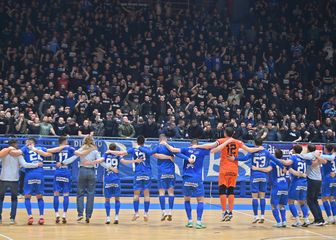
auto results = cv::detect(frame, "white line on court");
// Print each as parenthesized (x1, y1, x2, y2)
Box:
(233, 209, 336, 240)
(0, 233, 14, 240)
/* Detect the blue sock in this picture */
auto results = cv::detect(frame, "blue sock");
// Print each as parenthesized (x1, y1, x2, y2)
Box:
(105, 201, 111, 217)
(272, 208, 281, 223)
(38, 198, 44, 216)
(323, 201, 332, 217)
(159, 196, 165, 211)
(197, 202, 204, 221)
(289, 203, 298, 218)
(115, 200, 120, 216)
(169, 196, 174, 210)
(133, 200, 139, 213)
(260, 198, 266, 215)
(184, 201, 192, 220)
(330, 201, 336, 216)
(300, 204, 308, 218)
(63, 195, 69, 213)
(25, 198, 32, 216)
(252, 199, 258, 216)
(280, 206, 286, 222)
(144, 201, 150, 213)
(53, 196, 59, 213)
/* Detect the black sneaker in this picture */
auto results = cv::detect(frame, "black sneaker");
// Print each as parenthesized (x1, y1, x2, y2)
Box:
(85, 218, 90, 223)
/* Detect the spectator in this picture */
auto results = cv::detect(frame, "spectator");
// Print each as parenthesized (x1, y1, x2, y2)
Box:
(54, 117, 66, 136)
(79, 120, 94, 137)
(64, 118, 79, 136)
(187, 119, 204, 139)
(92, 115, 104, 137)
(103, 112, 118, 137)
(118, 116, 135, 138)
(39, 116, 56, 135)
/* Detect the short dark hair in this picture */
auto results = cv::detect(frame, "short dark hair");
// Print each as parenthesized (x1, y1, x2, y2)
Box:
(109, 143, 117, 150)
(307, 144, 316, 153)
(254, 138, 263, 146)
(137, 135, 145, 145)
(325, 144, 333, 153)
(27, 137, 36, 144)
(8, 139, 17, 147)
(225, 127, 234, 137)
(58, 136, 67, 144)
(275, 149, 283, 159)
(292, 145, 303, 154)
(191, 139, 198, 145)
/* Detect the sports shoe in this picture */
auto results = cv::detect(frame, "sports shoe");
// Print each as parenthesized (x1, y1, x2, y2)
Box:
(27, 216, 34, 225)
(113, 220, 119, 224)
(9, 219, 15, 225)
(62, 217, 67, 224)
(302, 219, 310, 227)
(106, 217, 111, 224)
(167, 215, 172, 221)
(56, 216, 60, 224)
(221, 211, 229, 221)
(327, 216, 335, 224)
(252, 216, 259, 224)
(292, 221, 302, 227)
(185, 222, 193, 228)
(272, 223, 282, 228)
(226, 211, 233, 221)
(85, 218, 90, 223)
(77, 216, 83, 222)
(38, 218, 45, 225)
(161, 213, 167, 221)
(144, 214, 149, 222)
(195, 222, 206, 229)
(282, 221, 287, 228)
(313, 221, 324, 226)
(132, 214, 139, 221)
(258, 218, 265, 224)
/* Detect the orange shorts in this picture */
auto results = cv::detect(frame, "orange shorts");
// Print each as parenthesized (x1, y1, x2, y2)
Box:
(219, 172, 238, 187)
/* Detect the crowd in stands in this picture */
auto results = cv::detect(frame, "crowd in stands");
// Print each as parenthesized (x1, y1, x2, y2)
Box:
(0, 0, 335, 143)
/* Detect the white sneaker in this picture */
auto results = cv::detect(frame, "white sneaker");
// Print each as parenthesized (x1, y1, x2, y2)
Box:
(273, 222, 282, 228)
(328, 216, 335, 224)
(252, 216, 259, 224)
(106, 217, 111, 224)
(9, 219, 15, 225)
(282, 221, 287, 228)
(292, 221, 302, 227)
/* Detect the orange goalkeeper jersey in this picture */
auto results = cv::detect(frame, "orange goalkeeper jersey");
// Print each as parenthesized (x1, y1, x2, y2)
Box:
(216, 138, 243, 174)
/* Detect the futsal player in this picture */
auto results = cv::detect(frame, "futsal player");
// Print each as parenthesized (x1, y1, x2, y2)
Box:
(140, 134, 190, 221)
(109, 136, 172, 222)
(252, 149, 288, 227)
(87, 143, 144, 224)
(193, 127, 263, 221)
(234, 138, 282, 223)
(281, 145, 310, 227)
(10, 138, 53, 225)
(163, 139, 210, 229)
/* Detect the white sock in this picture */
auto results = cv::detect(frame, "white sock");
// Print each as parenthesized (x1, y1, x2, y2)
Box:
(197, 220, 202, 225)
(55, 212, 60, 218)
(62, 212, 67, 218)
(188, 219, 193, 223)
(115, 215, 119, 220)
(40, 215, 44, 219)
(261, 215, 264, 219)
(168, 209, 172, 215)
(106, 216, 111, 221)
(162, 210, 166, 215)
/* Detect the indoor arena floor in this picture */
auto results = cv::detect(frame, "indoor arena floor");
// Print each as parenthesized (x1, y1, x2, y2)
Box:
(0, 197, 335, 240)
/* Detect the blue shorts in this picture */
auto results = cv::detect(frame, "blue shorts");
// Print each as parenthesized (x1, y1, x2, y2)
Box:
(271, 184, 288, 206)
(53, 173, 71, 193)
(134, 176, 151, 191)
(183, 178, 204, 197)
(158, 176, 175, 190)
(24, 172, 44, 195)
(288, 180, 307, 201)
(104, 179, 121, 198)
(251, 178, 267, 193)
(322, 176, 336, 197)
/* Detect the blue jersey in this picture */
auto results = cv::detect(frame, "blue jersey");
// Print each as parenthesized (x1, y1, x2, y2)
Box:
(55, 146, 75, 173)
(270, 161, 287, 188)
(180, 148, 210, 181)
(321, 154, 336, 178)
(21, 145, 46, 174)
(142, 144, 175, 176)
(127, 147, 152, 178)
(236, 149, 281, 179)
(101, 153, 121, 181)
(289, 155, 307, 182)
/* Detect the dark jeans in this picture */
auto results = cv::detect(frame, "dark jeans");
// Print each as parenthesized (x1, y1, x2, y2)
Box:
(77, 167, 96, 219)
(19, 171, 25, 195)
(307, 178, 324, 223)
(0, 180, 19, 220)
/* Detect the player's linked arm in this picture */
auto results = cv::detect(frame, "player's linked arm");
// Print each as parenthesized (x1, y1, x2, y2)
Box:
(106, 150, 128, 156)
(0, 147, 13, 157)
(162, 142, 181, 153)
(241, 144, 264, 153)
(75, 147, 96, 157)
(268, 154, 283, 167)
(234, 153, 252, 161)
(32, 147, 52, 157)
(8, 148, 23, 157)
(315, 154, 333, 164)
(289, 168, 306, 178)
(211, 138, 234, 153)
(153, 154, 174, 160)
(47, 145, 68, 153)
(194, 142, 218, 150)
(121, 158, 144, 164)
(280, 159, 293, 166)
(174, 153, 190, 161)
(252, 165, 272, 173)
(18, 156, 42, 168)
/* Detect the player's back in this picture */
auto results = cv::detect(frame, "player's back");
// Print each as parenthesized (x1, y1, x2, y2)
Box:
(128, 147, 152, 176)
(154, 144, 175, 175)
(180, 147, 209, 181)
(216, 138, 243, 173)
(251, 149, 273, 178)
(270, 161, 288, 189)
(21, 145, 45, 173)
(55, 146, 75, 172)
(102, 152, 121, 180)
(290, 155, 307, 183)
(321, 154, 336, 178)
